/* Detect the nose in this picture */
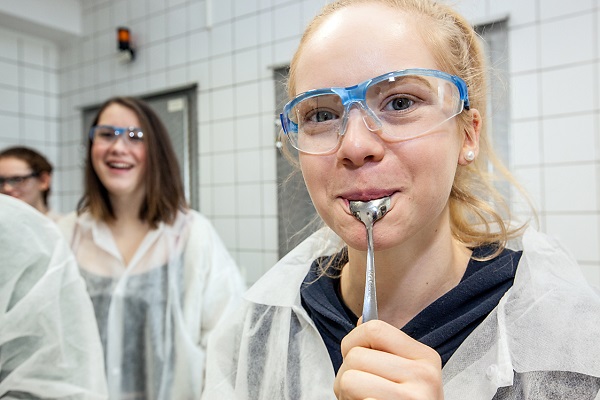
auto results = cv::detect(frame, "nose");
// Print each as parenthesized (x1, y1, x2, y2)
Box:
(0, 182, 16, 194)
(336, 106, 385, 167)
(108, 133, 129, 151)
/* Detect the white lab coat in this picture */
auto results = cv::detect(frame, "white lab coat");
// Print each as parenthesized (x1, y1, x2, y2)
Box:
(59, 209, 245, 400)
(0, 194, 108, 399)
(203, 226, 600, 399)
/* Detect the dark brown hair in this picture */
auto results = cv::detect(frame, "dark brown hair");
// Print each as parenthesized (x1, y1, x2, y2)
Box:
(78, 96, 186, 228)
(0, 146, 53, 206)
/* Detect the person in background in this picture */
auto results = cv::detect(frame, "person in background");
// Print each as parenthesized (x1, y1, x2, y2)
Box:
(58, 96, 245, 399)
(0, 194, 108, 399)
(202, 0, 600, 399)
(0, 146, 60, 221)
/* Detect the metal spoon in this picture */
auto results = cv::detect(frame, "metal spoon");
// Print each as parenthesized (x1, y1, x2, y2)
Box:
(349, 196, 391, 322)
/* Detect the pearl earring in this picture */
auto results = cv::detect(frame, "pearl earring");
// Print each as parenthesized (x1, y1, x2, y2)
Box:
(465, 150, 475, 162)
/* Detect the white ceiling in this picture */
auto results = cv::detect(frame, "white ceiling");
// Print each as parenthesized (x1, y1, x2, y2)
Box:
(0, 0, 82, 43)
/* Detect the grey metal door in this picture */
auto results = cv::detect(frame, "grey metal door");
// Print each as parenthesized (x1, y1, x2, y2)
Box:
(274, 68, 319, 259)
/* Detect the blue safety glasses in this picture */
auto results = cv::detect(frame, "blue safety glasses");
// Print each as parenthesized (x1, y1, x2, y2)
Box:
(89, 125, 144, 147)
(280, 68, 470, 155)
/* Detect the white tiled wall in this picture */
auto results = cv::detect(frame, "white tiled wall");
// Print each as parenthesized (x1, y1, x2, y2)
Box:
(1, 0, 599, 286)
(54, 0, 331, 284)
(0, 26, 61, 211)
(458, 0, 600, 286)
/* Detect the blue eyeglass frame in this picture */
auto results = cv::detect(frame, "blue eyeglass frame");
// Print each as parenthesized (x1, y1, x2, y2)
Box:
(88, 125, 144, 141)
(279, 68, 470, 135)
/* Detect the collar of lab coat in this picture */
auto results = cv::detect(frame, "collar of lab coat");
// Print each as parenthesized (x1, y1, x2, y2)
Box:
(245, 227, 343, 307)
(244, 225, 600, 396)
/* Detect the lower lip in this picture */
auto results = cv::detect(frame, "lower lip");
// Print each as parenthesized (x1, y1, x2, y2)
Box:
(107, 165, 133, 173)
(342, 193, 397, 212)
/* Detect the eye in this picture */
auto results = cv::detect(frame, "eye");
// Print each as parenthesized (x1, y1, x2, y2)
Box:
(308, 109, 339, 123)
(95, 128, 115, 138)
(295, 94, 342, 125)
(383, 96, 414, 111)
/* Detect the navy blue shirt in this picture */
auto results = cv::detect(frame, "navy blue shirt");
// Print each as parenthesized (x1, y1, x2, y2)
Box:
(300, 245, 521, 373)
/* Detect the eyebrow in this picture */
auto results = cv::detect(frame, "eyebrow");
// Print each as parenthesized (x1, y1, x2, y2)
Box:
(384, 74, 435, 90)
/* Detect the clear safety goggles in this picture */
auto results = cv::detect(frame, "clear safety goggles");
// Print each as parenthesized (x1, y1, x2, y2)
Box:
(89, 125, 144, 146)
(280, 68, 470, 155)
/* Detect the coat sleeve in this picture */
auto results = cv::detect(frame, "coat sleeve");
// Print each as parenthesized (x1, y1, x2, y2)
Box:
(0, 195, 108, 399)
(183, 211, 246, 350)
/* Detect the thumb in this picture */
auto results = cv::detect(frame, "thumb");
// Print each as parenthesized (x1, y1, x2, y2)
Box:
(356, 316, 363, 327)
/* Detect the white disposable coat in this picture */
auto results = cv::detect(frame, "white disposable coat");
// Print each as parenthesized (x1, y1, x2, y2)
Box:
(59, 209, 245, 400)
(0, 194, 108, 399)
(203, 226, 600, 399)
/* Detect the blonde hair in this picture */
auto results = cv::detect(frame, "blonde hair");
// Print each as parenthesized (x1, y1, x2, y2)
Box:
(284, 0, 531, 256)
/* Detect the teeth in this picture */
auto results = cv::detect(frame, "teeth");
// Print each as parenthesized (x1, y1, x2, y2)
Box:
(108, 162, 132, 169)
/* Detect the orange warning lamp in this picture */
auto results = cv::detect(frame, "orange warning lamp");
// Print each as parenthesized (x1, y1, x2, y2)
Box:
(117, 27, 135, 62)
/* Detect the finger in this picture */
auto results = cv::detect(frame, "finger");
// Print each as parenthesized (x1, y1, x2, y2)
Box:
(335, 368, 394, 400)
(335, 368, 428, 400)
(337, 346, 441, 387)
(341, 320, 440, 365)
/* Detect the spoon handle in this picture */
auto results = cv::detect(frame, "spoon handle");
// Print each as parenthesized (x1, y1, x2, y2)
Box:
(362, 222, 378, 322)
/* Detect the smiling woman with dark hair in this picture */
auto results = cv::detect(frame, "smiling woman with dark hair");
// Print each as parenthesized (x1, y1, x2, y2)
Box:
(58, 96, 245, 400)
(78, 97, 184, 228)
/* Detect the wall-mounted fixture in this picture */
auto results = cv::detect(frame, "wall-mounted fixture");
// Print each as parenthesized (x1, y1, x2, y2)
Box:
(117, 27, 135, 62)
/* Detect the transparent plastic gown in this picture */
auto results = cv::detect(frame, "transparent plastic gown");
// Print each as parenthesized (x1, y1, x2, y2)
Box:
(59, 209, 245, 400)
(203, 227, 600, 400)
(0, 194, 108, 399)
